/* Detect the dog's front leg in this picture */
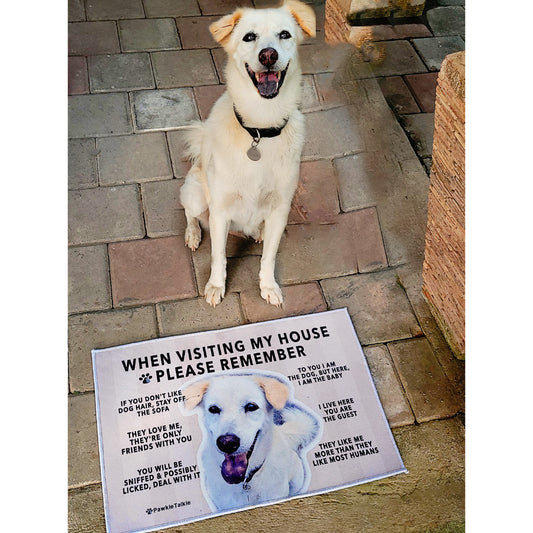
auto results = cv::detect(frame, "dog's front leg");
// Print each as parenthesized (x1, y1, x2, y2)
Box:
(204, 213, 230, 307)
(259, 209, 289, 307)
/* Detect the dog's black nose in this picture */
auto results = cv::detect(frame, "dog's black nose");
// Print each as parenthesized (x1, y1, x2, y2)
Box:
(258, 47, 278, 67)
(217, 434, 240, 454)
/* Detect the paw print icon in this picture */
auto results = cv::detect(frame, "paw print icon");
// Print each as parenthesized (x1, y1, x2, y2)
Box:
(139, 373, 152, 384)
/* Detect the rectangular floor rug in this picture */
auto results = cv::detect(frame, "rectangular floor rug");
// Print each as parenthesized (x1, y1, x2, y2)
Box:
(93, 308, 406, 533)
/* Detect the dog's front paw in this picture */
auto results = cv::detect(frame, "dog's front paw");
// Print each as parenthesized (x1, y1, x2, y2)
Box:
(260, 284, 283, 307)
(204, 282, 225, 307)
(185, 225, 202, 251)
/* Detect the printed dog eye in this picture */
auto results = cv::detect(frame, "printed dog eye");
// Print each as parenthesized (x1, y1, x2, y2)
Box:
(244, 402, 259, 413)
(208, 405, 221, 414)
(279, 30, 291, 39)
(243, 32, 257, 42)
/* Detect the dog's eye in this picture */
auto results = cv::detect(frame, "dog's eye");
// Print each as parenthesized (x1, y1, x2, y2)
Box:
(279, 30, 292, 40)
(244, 402, 259, 413)
(243, 32, 257, 42)
(208, 405, 221, 414)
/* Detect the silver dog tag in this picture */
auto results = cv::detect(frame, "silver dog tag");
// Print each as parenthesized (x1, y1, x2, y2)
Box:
(247, 132, 261, 161)
(247, 145, 261, 161)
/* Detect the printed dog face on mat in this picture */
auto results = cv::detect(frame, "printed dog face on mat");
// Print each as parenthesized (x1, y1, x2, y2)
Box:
(182, 372, 321, 512)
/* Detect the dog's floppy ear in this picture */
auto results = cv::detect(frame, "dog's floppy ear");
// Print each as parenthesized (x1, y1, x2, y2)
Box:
(284, 0, 316, 39)
(209, 9, 243, 45)
(182, 380, 209, 410)
(255, 376, 290, 410)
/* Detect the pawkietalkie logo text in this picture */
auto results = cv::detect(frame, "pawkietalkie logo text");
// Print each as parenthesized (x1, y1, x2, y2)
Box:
(145, 501, 191, 515)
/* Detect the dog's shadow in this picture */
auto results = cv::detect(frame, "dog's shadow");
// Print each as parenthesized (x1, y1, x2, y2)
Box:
(225, 234, 264, 291)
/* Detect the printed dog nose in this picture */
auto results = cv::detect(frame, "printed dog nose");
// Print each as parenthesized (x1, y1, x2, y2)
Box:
(217, 434, 240, 454)
(258, 47, 278, 67)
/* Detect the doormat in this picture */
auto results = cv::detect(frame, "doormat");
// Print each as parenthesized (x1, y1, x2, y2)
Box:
(92, 308, 406, 533)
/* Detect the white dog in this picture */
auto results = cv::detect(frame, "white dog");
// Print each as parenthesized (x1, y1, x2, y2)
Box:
(181, 372, 322, 512)
(179, 1, 316, 307)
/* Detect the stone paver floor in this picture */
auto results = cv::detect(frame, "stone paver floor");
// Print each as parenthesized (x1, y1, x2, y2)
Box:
(68, 1, 465, 532)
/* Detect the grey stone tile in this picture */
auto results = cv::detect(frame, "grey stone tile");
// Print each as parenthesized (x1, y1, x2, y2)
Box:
(299, 42, 355, 74)
(69, 56, 89, 95)
(97, 132, 172, 185)
(68, 139, 98, 190)
(157, 294, 243, 336)
(334, 151, 403, 211)
(143, 0, 200, 17)
(68, 307, 158, 392)
(347, 81, 428, 268)
(427, 6, 465, 37)
(301, 75, 320, 112)
(166, 130, 193, 177)
(118, 18, 181, 51)
(132, 88, 199, 131)
(302, 106, 365, 160)
(313, 72, 347, 109)
(395, 264, 465, 407)
(353, 207, 388, 273)
(68, 185, 145, 245)
(198, 0, 254, 15)
(211, 47, 227, 83)
(68, 485, 106, 532)
(357, 78, 418, 160)
(412, 36, 465, 71)
(68, 21, 120, 56)
(240, 282, 327, 323)
(141, 178, 187, 237)
(388, 337, 460, 422)
(68, 93, 133, 138)
(85, 0, 144, 21)
(68, 393, 100, 487)
(193, 84, 226, 120)
(333, 150, 429, 267)
(363, 344, 415, 427)
(321, 269, 423, 345)
(69, 0, 85, 22)
(88, 53, 154, 92)
(69, 245, 112, 314)
(401, 113, 435, 158)
(176, 15, 222, 49)
(152, 50, 218, 88)
(437, 0, 464, 4)
(347, 40, 427, 79)
(377, 76, 420, 115)
(276, 216, 359, 284)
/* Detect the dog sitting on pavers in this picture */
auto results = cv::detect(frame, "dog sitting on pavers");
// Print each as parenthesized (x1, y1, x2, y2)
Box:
(181, 372, 322, 512)
(179, 0, 316, 307)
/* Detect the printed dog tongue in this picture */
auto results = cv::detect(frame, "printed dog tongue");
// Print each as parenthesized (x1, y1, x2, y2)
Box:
(221, 452, 248, 484)
(256, 71, 279, 97)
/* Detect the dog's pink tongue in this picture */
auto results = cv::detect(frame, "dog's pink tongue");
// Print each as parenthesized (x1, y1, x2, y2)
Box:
(256, 71, 279, 97)
(221, 453, 248, 484)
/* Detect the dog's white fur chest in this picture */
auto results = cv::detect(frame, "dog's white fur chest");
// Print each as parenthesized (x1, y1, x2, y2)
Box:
(203, 94, 304, 236)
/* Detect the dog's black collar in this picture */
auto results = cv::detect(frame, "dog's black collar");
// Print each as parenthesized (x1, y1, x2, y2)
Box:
(233, 107, 289, 139)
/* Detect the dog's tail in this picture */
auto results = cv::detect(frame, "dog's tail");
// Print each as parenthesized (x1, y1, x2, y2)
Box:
(276, 403, 321, 452)
(182, 121, 205, 166)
